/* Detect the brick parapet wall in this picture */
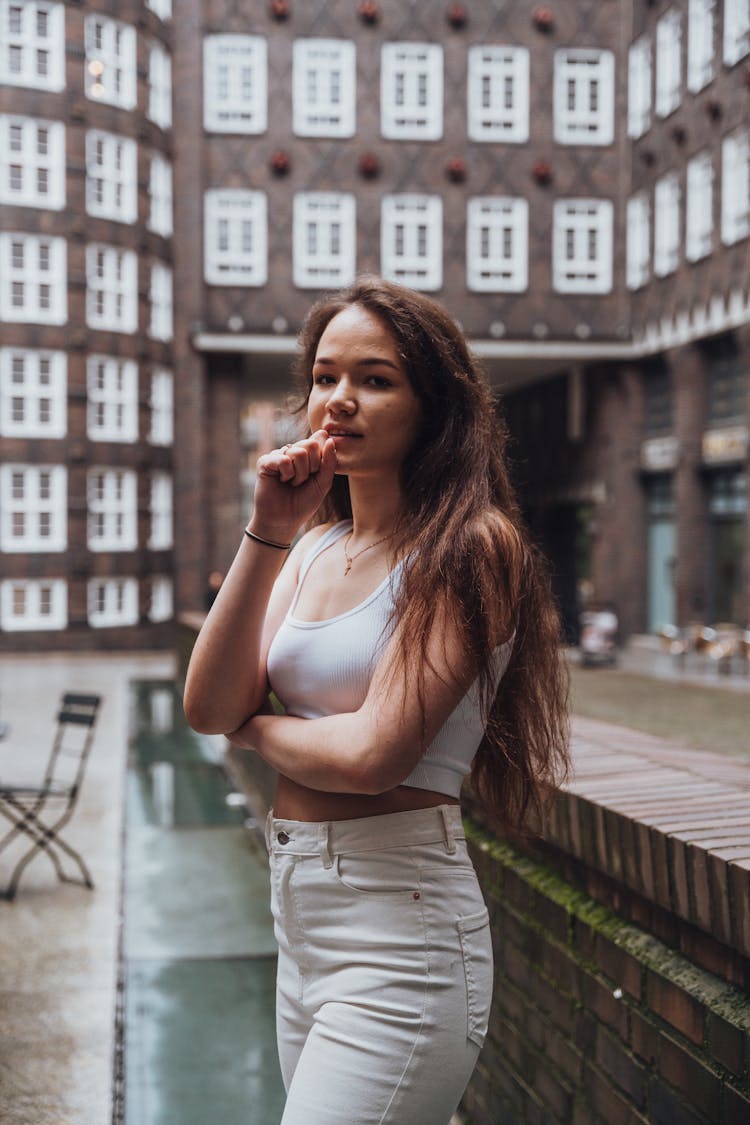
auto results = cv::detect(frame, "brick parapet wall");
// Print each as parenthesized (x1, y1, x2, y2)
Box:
(462, 718, 750, 1123)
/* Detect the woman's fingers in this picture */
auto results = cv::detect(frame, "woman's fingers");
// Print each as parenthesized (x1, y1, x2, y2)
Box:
(257, 431, 333, 487)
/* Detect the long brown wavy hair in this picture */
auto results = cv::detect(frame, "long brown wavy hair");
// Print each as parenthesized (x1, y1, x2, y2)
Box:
(292, 277, 570, 831)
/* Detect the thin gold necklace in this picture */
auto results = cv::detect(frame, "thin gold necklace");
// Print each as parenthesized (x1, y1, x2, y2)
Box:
(343, 530, 394, 576)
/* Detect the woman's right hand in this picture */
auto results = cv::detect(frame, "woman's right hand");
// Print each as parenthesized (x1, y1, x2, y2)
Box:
(251, 429, 337, 540)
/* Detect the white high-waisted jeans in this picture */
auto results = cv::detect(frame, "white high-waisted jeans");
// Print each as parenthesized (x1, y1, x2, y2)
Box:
(266, 804, 493, 1125)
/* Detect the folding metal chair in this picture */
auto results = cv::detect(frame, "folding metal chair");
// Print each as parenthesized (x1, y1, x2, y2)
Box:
(0, 692, 102, 900)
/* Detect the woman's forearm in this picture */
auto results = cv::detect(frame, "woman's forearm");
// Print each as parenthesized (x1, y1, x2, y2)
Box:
(183, 531, 290, 734)
(229, 711, 399, 795)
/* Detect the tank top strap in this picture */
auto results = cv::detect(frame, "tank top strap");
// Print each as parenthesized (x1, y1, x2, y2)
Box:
(296, 521, 353, 586)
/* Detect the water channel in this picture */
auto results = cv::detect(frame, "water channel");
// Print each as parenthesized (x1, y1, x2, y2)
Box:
(121, 679, 285, 1123)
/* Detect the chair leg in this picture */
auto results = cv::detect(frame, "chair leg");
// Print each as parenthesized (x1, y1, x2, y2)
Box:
(0, 814, 94, 899)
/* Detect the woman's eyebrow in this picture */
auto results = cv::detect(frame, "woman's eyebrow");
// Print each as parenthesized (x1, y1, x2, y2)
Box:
(313, 356, 401, 370)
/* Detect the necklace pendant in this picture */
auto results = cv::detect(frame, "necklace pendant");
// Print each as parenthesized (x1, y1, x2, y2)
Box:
(344, 558, 352, 576)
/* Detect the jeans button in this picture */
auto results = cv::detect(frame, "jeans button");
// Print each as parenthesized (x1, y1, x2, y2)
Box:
(277, 831, 290, 845)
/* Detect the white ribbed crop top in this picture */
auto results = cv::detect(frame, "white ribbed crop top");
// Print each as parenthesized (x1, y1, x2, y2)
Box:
(266, 522, 513, 799)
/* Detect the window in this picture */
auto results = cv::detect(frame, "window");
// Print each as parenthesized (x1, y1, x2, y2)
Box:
(0, 233, 66, 324)
(203, 35, 267, 133)
(552, 200, 613, 294)
(686, 152, 713, 261)
(0, 348, 66, 437)
(1, 579, 67, 631)
(87, 577, 138, 627)
(149, 575, 173, 623)
(381, 195, 442, 290)
(84, 15, 136, 109)
(724, 0, 750, 64)
(687, 0, 715, 90)
(0, 464, 66, 551)
(381, 43, 443, 140)
(627, 37, 652, 138)
(146, 0, 171, 23)
(86, 356, 137, 442)
(87, 468, 137, 551)
(148, 41, 171, 128)
(626, 193, 650, 290)
(655, 10, 682, 117)
(204, 190, 267, 285)
(722, 130, 750, 244)
(0, 116, 65, 209)
(466, 197, 528, 292)
(148, 154, 172, 237)
(0, 1, 65, 90)
(554, 49, 615, 145)
(654, 173, 681, 276)
(704, 335, 744, 424)
(643, 361, 673, 435)
(467, 46, 529, 143)
(85, 131, 137, 223)
(149, 368, 173, 446)
(149, 263, 172, 341)
(149, 472, 172, 550)
(293, 193, 356, 288)
(293, 39, 355, 137)
(86, 244, 138, 333)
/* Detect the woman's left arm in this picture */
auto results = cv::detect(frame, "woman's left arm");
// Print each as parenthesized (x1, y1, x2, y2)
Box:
(228, 605, 475, 794)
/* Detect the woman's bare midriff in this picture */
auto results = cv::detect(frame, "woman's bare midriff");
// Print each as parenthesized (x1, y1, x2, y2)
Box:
(272, 773, 460, 822)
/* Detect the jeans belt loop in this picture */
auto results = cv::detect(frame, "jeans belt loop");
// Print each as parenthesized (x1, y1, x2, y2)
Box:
(440, 805, 457, 854)
(264, 809, 273, 855)
(319, 822, 333, 868)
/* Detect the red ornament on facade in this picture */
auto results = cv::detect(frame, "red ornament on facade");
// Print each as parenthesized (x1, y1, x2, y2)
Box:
(446, 3, 468, 29)
(269, 0, 290, 19)
(270, 149, 291, 175)
(532, 7, 555, 31)
(358, 1, 380, 25)
(446, 157, 467, 183)
(532, 159, 553, 185)
(358, 152, 381, 178)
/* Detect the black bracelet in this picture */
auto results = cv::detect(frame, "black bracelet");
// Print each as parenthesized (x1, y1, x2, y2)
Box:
(244, 528, 291, 550)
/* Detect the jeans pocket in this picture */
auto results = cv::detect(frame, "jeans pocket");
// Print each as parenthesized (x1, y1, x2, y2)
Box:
(334, 849, 419, 900)
(457, 906, 493, 1047)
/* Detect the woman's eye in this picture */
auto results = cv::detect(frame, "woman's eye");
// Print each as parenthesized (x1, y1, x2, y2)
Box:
(367, 375, 391, 388)
(313, 374, 335, 385)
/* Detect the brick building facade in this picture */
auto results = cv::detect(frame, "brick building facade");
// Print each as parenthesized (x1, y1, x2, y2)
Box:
(1, 0, 748, 647)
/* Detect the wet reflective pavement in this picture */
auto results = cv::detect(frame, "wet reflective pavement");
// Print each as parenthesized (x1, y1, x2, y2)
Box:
(123, 681, 285, 1124)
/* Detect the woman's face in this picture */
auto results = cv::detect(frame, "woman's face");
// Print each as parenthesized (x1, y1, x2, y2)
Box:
(307, 305, 423, 482)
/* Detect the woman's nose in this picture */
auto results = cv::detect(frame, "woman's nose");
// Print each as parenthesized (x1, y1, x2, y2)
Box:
(327, 379, 356, 413)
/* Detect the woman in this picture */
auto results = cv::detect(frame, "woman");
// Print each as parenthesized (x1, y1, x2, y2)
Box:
(184, 277, 569, 1125)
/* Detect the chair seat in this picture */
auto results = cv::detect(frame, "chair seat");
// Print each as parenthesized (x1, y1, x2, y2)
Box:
(1, 782, 70, 799)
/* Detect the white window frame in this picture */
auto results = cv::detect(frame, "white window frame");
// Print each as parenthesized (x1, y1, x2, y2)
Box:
(203, 35, 267, 134)
(655, 10, 682, 118)
(0, 1, 65, 91)
(86, 355, 138, 442)
(293, 192, 356, 289)
(0, 233, 66, 324)
(86, 244, 138, 333)
(0, 115, 65, 209)
(146, 0, 172, 20)
(293, 39, 355, 137)
(84, 15, 136, 110)
(626, 193, 650, 290)
(0, 463, 67, 552)
(466, 197, 528, 293)
(87, 577, 138, 627)
(686, 152, 713, 261)
(148, 153, 172, 237)
(554, 49, 615, 145)
(724, 0, 750, 64)
(381, 194, 442, 291)
(381, 43, 443, 141)
(204, 190, 267, 286)
(467, 45, 529, 143)
(654, 172, 681, 276)
(0, 348, 66, 437)
(149, 262, 172, 341)
(149, 472, 172, 550)
(722, 130, 750, 244)
(87, 467, 137, 552)
(85, 130, 137, 223)
(687, 0, 715, 91)
(1, 579, 67, 631)
(149, 368, 173, 446)
(149, 575, 173, 623)
(552, 199, 613, 294)
(627, 37, 652, 139)
(148, 41, 172, 128)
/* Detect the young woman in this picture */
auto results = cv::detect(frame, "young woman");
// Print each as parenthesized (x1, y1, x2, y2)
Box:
(184, 278, 569, 1125)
